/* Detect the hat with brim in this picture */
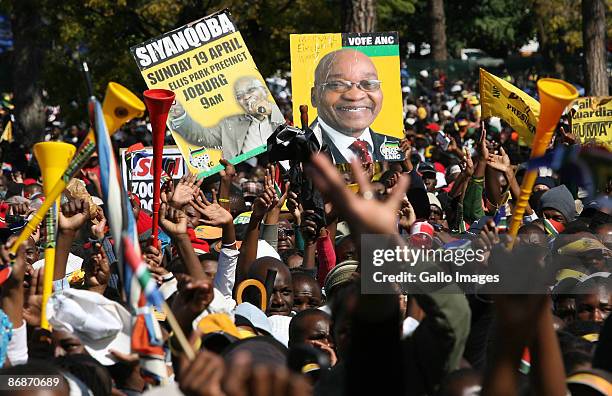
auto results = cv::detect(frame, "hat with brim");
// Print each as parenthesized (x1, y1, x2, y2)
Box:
(234, 302, 272, 335)
(197, 313, 243, 353)
(47, 288, 131, 366)
(324, 261, 358, 294)
(567, 369, 612, 395)
(558, 238, 612, 257)
(195, 225, 223, 241)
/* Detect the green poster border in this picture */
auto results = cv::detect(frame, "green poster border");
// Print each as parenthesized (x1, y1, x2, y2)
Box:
(195, 144, 267, 180)
(343, 45, 399, 57)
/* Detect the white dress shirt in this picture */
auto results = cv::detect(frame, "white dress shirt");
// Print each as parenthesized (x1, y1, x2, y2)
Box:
(316, 118, 374, 162)
(241, 116, 271, 154)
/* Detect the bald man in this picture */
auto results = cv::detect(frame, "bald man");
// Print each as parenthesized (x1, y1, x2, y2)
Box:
(169, 76, 285, 161)
(310, 49, 402, 164)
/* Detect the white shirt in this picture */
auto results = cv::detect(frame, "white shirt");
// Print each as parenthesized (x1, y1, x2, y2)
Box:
(316, 118, 374, 162)
(242, 116, 271, 154)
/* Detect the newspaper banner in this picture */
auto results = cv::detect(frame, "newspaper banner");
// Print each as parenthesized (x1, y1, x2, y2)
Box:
(290, 32, 404, 164)
(130, 9, 284, 178)
(120, 146, 188, 211)
(571, 97, 612, 150)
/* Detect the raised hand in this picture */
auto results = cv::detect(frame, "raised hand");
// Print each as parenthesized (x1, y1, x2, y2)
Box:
(179, 346, 225, 396)
(191, 190, 233, 227)
(171, 274, 214, 334)
(219, 158, 236, 183)
(486, 147, 511, 173)
(384, 171, 401, 194)
(399, 138, 413, 172)
(222, 352, 312, 396)
(85, 245, 110, 293)
(476, 122, 490, 159)
(143, 244, 163, 268)
(90, 215, 107, 240)
(398, 198, 416, 232)
(307, 154, 409, 235)
(8, 203, 32, 218)
(0, 242, 25, 290)
(11, 171, 23, 184)
(58, 199, 91, 234)
(300, 210, 320, 243)
(310, 339, 338, 367)
(286, 191, 302, 225)
(462, 148, 474, 177)
(251, 170, 279, 220)
(23, 268, 44, 327)
(160, 203, 188, 237)
(168, 172, 203, 209)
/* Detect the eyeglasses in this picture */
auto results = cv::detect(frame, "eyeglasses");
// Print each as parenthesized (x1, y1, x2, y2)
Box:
(317, 79, 382, 93)
(235, 86, 264, 100)
(278, 228, 295, 238)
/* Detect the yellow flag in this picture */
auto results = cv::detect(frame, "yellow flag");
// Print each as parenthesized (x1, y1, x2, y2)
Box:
(479, 68, 540, 146)
(0, 120, 12, 143)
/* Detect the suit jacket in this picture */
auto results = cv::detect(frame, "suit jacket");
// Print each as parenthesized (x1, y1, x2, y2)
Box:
(172, 106, 285, 159)
(310, 118, 403, 163)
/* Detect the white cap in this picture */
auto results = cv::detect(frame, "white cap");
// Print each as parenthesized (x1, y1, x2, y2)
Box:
(267, 315, 291, 347)
(47, 288, 132, 365)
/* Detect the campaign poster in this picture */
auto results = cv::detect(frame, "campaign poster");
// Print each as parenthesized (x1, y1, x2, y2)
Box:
(290, 32, 404, 164)
(130, 9, 284, 178)
(571, 97, 612, 150)
(120, 146, 188, 211)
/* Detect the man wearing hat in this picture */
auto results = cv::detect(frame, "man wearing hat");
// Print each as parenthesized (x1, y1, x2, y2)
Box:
(540, 185, 577, 225)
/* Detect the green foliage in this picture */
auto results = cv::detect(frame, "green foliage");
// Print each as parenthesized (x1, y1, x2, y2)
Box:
(446, 0, 536, 57)
(7, 0, 340, 125)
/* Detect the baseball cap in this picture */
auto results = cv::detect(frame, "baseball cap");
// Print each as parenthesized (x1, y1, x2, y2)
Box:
(427, 193, 443, 211)
(235, 302, 272, 335)
(410, 221, 434, 248)
(418, 163, 436, 179)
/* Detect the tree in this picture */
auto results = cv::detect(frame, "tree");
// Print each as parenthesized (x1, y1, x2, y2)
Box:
(343, 0, 377, 32)
(7, 0, 50, 146)
(582, 0, 608, 96)
(1, 0, 340, 131)
(429, 0, 447, 60)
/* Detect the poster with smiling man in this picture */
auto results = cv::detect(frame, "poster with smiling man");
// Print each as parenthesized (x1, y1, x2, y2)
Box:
(290, 32, 404, 164)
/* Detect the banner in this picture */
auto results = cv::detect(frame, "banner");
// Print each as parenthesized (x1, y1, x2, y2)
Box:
(571, 97, 612, 149)
(130, 9, 284, 178)
(480, 68, 540, 146)
(120, 146, 188, 211)
(290, 32, 404, 164)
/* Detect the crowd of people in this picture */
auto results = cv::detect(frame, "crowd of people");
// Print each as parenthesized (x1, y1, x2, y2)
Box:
(0, 61, 610, 396)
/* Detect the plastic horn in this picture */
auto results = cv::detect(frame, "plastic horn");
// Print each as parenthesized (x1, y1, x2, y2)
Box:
(143, 89, 175, 244)
(507, 78, 578, 249)
(235, 279, 268, 311)
(9, 83, 145, 256)
(33, 142, 76, 329)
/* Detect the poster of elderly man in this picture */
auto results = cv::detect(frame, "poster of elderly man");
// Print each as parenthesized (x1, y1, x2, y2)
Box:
(131, 10, 284, 177)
